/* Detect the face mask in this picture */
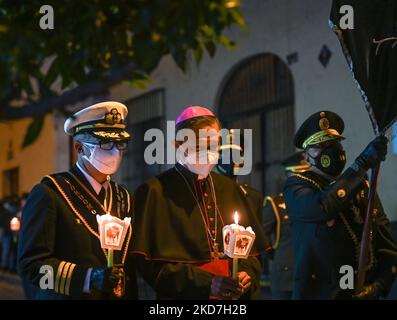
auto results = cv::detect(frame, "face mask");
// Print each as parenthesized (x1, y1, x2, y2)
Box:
(310, 145, 346, 177)
(82, 143, 122, 175)
(178, 143, 219, 178)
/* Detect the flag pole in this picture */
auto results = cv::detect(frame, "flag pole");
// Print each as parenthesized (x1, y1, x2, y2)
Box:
(355, 162, 380, 294)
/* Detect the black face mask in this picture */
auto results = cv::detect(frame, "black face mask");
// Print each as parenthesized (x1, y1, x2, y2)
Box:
(310, 145, 346, 177)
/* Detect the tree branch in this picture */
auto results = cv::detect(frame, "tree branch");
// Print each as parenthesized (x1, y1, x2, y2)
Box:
(0, 63, 137, 120)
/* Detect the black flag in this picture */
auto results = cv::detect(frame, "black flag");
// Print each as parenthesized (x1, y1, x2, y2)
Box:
(330, 0, 397, 295)
(330, 0, 397, 134)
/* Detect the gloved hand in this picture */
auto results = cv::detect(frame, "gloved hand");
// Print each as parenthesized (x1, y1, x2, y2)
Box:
(354, 281, 384, 300)
(90, 265, 124, 294)
(355, 136, 388, 170)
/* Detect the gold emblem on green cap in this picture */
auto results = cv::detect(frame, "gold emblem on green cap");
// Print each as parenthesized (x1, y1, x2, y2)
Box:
(320, 154, 331, 168)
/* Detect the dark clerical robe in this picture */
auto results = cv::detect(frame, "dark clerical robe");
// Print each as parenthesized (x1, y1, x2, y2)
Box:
(131, 163, 267, 299)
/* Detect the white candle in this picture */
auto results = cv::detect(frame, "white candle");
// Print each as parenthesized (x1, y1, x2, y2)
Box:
(232, 211, 239, 279)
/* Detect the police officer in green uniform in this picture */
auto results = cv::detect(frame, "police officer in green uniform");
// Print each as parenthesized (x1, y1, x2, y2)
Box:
(18, 102, 137, 299)
(284, 110, 397, 300)
(263, 152, 310, 300)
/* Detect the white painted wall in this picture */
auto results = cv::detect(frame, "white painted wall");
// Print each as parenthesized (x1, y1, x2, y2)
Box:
(110, 0, 397, 221)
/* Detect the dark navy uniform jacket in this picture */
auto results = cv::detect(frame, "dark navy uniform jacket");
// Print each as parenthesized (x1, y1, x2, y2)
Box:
(17, 165, 137, 300)
(284, 171, 397, 300)
(263, 193, 294, 294)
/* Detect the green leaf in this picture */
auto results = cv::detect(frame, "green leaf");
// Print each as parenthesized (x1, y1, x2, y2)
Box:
(205, 41, 216, 57)
(219, 35, 238, 49)
(21, 116, 45, 149)
(123, 77, 151, 90)
(0, 2, 247, 120)
(193, 45, 203, 64)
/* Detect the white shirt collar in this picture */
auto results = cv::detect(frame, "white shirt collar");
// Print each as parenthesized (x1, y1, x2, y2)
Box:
(76, 162, 109, 195)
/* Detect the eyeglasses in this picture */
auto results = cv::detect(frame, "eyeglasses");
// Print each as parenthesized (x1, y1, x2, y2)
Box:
(99, 141, 128, 151)
(85, 141, 128, 151)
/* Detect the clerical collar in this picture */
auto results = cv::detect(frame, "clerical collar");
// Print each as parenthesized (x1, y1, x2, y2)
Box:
(76, 161, 109, 195)
(175, 162, 208, 182)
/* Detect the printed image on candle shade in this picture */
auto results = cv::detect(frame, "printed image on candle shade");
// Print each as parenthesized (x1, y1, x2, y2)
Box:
(97, 213, 131, 250)
(233, 235, 252, 256)
(224, 230, 231, 252)
(222, 225, 256, 259)
(105, 223, 122, 246)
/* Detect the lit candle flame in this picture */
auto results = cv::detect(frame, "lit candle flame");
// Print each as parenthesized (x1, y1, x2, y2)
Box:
(234, 211, 239, 225)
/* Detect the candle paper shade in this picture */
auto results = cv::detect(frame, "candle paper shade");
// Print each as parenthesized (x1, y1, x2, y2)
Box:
(96, 213, 131, 250)
(222, 225, 255, 259)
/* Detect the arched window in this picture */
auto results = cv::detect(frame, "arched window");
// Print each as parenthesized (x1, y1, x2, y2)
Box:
(217, 53, 295, 196)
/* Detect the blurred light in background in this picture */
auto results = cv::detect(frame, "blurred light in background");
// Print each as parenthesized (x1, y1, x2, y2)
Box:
(225, 1, 240, 8)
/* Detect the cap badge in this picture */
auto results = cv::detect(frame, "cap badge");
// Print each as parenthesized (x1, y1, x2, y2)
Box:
(105, 108, 122, 125)
(319, 117, 330, 130)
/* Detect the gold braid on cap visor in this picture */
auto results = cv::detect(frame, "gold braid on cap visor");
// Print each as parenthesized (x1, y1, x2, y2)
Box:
(74, 123, 125, 134)
(302, 129, 341, 149)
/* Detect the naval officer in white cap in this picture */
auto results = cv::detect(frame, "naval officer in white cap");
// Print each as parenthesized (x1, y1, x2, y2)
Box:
(18, 101, 137, 300)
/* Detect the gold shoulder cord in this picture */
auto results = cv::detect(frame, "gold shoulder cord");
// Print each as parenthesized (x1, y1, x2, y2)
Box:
(263, 196, 281, 249)
(45, 175, 132, 264)
(292, 173, 322, 190)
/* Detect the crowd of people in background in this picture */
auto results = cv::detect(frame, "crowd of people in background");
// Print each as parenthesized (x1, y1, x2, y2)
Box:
(0, 193, 28, 274)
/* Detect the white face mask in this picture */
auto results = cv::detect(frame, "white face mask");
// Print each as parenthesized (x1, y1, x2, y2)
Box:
(82, 143, 122, 175)
(178, 143, 219, 179)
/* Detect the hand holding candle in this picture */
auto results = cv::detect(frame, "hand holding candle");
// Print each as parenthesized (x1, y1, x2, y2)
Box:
(96, 213, 131, 298)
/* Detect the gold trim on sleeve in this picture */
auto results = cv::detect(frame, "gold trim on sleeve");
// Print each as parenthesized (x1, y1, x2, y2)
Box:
(59, 262, 72, 295)
(55, 261, 67, 293)
(65, 263, 76, 296)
